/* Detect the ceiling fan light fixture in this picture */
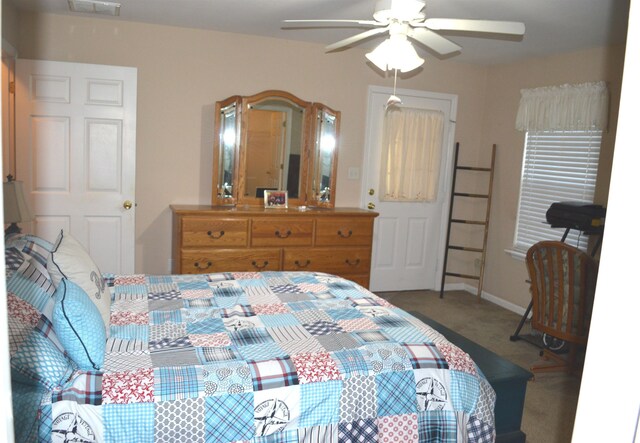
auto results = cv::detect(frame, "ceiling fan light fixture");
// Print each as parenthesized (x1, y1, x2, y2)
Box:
(366, 36, 424, 73)
(287, 0, 525, 63)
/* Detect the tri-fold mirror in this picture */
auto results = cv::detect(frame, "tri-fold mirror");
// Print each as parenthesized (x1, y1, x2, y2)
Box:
(212, 90, 340, 208)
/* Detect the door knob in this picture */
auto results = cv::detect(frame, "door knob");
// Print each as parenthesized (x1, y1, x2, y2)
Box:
(367, 202, 375, 210)
(123, 200, 133, 210)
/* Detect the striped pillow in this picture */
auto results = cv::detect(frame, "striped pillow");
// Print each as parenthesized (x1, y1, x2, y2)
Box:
(7, 258, 75, 390)
(5, 233, 54, 270)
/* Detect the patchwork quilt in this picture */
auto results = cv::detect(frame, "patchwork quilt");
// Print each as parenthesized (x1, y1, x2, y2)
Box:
(36, 271, 496, 443)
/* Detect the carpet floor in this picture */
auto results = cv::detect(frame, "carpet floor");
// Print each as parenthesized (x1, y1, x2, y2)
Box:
(376, 290, 581, 443)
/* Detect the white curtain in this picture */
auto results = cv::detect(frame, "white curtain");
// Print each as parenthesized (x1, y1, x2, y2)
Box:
(380, 107, 444, 202)
(515, 81, 609, 131)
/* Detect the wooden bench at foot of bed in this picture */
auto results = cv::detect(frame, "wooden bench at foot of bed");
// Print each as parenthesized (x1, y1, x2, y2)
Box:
(410, 312, 531, 443)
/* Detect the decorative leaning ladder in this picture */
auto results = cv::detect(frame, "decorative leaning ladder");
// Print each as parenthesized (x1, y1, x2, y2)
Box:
(440, 143, 496, 300)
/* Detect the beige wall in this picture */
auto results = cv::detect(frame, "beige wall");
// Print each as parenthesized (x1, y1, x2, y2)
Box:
(3, 5, 625, 311)
(8, 10, 489, 275)
(1, 0, 17, 45)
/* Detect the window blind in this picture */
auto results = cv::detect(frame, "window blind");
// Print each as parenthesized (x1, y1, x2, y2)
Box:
(514, 130, 601, 252)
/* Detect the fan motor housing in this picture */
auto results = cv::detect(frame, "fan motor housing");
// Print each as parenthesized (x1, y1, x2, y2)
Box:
(373, 0, 426, 23)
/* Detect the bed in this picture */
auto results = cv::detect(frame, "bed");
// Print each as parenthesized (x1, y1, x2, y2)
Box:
(6, 232, 496, 443)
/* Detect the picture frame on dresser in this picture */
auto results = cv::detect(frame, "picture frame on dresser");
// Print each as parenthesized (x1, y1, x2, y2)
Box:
(264, 190, 288, 208)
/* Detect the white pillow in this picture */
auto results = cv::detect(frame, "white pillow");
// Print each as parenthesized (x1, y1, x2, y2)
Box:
(47, 230, 110, 333)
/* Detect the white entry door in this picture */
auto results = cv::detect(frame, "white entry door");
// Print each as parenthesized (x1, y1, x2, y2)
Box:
(16, 59, 137, 274)
(363, 86, 457, 292)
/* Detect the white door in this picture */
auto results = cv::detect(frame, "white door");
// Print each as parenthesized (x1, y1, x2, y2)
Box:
(362, 86, 457, 291)
(16, 59, 137, 274)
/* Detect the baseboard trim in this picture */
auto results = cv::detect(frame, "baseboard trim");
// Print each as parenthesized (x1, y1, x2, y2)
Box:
(476, 285, 529, 317)
(443, 283, 530, 317)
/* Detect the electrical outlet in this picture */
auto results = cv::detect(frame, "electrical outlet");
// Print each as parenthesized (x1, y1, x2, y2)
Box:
(348, 167, 360, 180)
(474, 258, 482, 269)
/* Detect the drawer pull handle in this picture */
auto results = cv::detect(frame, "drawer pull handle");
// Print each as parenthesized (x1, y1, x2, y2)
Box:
(207, 230, 225, 239)
(337, 230, 353, 238)
(345, 258, 361, 266)
(194, 261, 212, 270)
(294, 259, 311, 268)
(275, 230, 292, 238)
(252, 260, 269, 270)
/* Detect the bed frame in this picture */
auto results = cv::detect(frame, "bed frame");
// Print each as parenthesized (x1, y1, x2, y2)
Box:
(410, 312, 531, 443)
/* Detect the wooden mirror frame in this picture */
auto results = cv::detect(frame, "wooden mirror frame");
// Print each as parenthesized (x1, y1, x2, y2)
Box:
(308, 103, 340, 208)
(212, 95, 241, 206)
(212, 90, 340, 208)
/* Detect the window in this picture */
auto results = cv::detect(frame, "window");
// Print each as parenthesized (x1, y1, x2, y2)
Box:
(513, 129, 601, 253)
(512, 81, 608, 256)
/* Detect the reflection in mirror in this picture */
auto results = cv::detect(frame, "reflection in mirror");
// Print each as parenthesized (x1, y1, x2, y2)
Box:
(245, 99, 305, 199)
(218, 104, 236, 201)
(311, 108, 338, 206)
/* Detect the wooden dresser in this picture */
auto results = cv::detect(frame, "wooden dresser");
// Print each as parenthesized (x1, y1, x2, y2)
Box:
(171, 205, 378, 288)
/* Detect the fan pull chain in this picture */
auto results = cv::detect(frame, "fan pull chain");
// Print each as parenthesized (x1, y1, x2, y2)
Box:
(393, 68, 398, 95)
(385, 69, 402, 109)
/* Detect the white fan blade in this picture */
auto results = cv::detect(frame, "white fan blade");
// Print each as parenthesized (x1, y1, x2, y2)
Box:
(408, 28, 461, 55)
(326, 27, 389, 52)
(423, 18, 525, 35)
(283, 19, 382, 26)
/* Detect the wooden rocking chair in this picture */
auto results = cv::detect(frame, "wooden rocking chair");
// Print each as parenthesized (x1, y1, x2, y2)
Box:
(526, 241, 598, 375)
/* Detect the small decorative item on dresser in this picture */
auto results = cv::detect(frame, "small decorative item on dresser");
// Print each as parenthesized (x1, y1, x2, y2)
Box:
(264, 190, 288, 208)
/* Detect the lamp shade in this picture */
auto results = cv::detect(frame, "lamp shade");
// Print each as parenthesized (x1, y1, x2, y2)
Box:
(366, 35, 424, 73)
(3, 179, 34, 224)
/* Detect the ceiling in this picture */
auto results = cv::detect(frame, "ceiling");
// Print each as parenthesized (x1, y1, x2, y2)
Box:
(12, 0, 631, 65)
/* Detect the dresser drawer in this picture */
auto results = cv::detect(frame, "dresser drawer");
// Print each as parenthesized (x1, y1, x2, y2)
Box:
(283, 247, 371, 274)
(181, 217, 249, 247)
(251, 219, 314, 247)
(180, 248, 281, 274)
(315, 218, 374, 246)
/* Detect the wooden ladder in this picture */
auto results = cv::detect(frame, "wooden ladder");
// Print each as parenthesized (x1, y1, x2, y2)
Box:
(440, 143, 496, 300)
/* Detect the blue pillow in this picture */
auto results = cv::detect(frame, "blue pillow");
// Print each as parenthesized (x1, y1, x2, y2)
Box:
(10, 324, 76, 390)
(53, 279, 106, 370)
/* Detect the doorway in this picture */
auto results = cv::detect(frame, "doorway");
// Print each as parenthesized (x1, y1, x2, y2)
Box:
(362, 86, 457, 291)
(16, 59, 137, 274)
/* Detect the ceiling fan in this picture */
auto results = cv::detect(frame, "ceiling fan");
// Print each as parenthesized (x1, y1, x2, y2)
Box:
(284, 0, 525, 70)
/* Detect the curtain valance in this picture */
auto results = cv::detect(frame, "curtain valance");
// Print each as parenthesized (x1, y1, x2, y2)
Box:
(515, 81, 609, 131)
